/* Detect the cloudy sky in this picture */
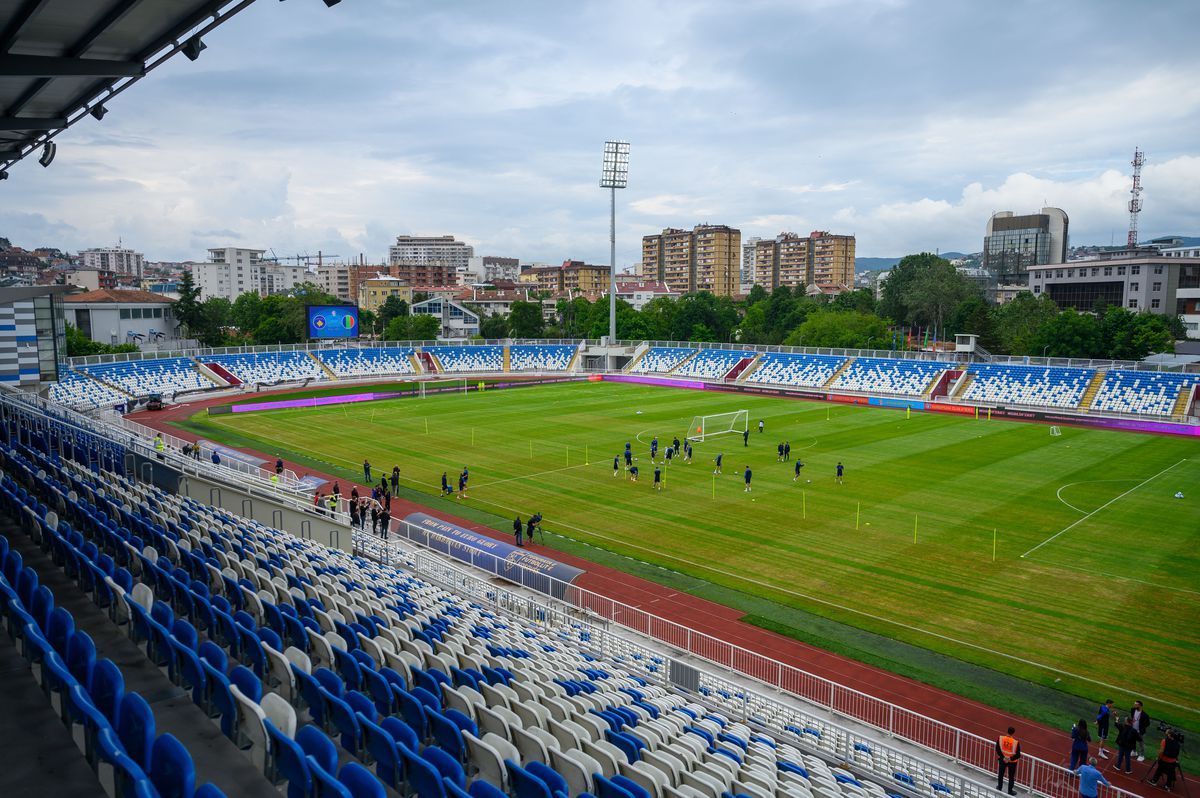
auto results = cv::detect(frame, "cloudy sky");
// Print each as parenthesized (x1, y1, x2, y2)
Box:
(4, 0, 1200, 266)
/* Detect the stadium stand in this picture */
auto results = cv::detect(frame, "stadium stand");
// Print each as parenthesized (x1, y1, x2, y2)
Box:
(508, 345, 575, 372)
(208, 352, 326, 385)
(747, 353, 848, 388)
(79, 357, 211, 398)
(47, 370, 130, 410)
(425, 346, 503, 373)
(631, 347, 697, 374)
(317, 347, 417, 378)
(0, 422, 1006, 798)
(673, 349, 758, 380)
(963, 364, 1094, 409)
(1090, 369, 1197, 417)
(830, 358, 948, 397)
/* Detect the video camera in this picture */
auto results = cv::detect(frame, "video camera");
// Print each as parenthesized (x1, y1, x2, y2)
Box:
(1158, 721, 1185, 748)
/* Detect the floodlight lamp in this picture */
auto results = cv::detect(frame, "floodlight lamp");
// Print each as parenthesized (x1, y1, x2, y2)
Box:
(90, 105, 108, 121)
(322, 0, 342, 6)
(182, 35, 207, 61)
(0, 170, 8, 180)
(39, 142, 56, 168)
(600, 140, 630, 189)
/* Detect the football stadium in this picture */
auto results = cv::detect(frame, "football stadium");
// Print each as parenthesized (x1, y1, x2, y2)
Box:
(2, 3, 1198, 798)
(3, 337, 1197, 798)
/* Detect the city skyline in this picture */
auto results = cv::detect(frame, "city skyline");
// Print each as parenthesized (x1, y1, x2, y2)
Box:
(2, 0, 1198, 266)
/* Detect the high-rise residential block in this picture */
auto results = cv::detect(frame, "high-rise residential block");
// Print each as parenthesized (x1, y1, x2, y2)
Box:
(753, 231, 855, 291)
(641, 224, 741, 296)
(982, 208, 1068, 287)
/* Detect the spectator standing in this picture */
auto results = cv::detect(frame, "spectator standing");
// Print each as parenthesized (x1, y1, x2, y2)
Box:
(380, 506, 390, 539)
(332, 482, 340, 498)
(513, 516, 523, 547)
(275, 457, 284, 475)
(1072, 758, 1110, 798)
(349, 501, 360, 529)
(1130, 701, 1151, 761)
(996, 727, 1021, 795)
(363, 459, 371, 482)
(211, 451, 220, 465)
(1114, 716, 1138, 774)
(1095, 699, 1114, 759)
(391, 465, 400, 493)
(525, 515, 536, 544)
(1070, 719, 1091, 771)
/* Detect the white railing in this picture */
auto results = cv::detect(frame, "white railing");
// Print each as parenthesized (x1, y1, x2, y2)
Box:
(352, 521, 1140, 798)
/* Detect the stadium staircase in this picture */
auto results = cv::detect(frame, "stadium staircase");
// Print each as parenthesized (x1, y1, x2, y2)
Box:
(664, 350, 699, 375)
(1076, 370, 1107, 412)
(623, 344, 650, 373)
(922, 369, 960, 399)
(735, 355, 763, 383)
(417, 350, 441, 373)
(202, 361, 240, 387)
(1172, 385, 1196, 420)
(191, 358, 229, 387)
(502, 346, 511, 373)
(408, 352, 425, 373)
(723, 355, 758, 382)
(566, 342, 583, 373)
(308, 351, 339, 381)
(950, 372, 975, 399)
(821, 357, 856, 388)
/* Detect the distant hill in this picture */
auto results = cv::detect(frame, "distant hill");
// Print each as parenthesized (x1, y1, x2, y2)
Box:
(855, 257, 901, 271)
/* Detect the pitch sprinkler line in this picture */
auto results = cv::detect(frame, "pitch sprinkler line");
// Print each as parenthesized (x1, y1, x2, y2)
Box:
(1054, 478, 1139, 515)
(1022, 458, 1189, 559)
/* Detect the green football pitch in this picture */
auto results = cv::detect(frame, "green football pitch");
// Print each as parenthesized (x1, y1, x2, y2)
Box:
(179, 380, 1200, 727)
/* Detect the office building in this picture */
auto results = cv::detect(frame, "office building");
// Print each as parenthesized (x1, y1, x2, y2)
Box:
(982, 207, 1069, 287)
(1029, 247, 1200, 338)
(0, 286, 67, 386)
(641, 224, 741, 296)
(78, 245, 144, 277)
(753, 231, 856, 291)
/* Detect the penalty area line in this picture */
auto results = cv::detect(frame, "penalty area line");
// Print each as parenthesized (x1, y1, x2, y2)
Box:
(1022, 458, 1189, 559)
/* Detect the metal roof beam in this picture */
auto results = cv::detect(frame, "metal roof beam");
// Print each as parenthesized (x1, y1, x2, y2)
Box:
(0, 116, 67, 131)
(0, 55, 145, 77)
(0, 0, 52, 54)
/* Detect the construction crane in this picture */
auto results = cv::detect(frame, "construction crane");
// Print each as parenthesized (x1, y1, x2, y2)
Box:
(1127, 147, 1144, 248)
(265, 249, 340, 267)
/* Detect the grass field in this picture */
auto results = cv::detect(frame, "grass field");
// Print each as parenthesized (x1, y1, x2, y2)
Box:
(177, 380, 1200, 729)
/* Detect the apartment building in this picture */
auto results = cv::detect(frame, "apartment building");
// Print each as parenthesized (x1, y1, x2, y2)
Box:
(753, 231, 855, 291)
(641, 224, 741, 296)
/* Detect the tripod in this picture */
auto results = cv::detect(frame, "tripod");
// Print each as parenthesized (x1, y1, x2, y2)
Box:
(1142, 760, 1189, 797)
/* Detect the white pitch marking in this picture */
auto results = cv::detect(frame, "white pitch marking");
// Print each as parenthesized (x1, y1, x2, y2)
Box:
(1022, 459, 1188, 559)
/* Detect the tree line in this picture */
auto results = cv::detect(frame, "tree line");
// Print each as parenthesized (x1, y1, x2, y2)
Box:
(67, 256, 1182, 361)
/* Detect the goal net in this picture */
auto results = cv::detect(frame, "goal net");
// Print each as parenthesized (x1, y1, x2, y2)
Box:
(418, 378, 469, 398)
(687, 410, 749, 443)
(1049, 426, 1062, 436)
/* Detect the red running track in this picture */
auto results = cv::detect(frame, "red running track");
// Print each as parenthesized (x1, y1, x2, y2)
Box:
(133, 387, 1154, 796)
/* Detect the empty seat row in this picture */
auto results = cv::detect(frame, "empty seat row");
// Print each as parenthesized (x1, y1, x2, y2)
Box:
(79, 358, 213, 398)
(1090, 370, 1194, 416)
(632, 349, 697, 375)
(49, 370, 131, 410)
(829, 359, 946, 397)
(673, 351, 756, 380)
(317, 347, 417, 378)
(746, 354, 847, 388)
(426, 347, 504, 373)
(963, 365, 1092, 409)
(207, 352, 327, 385)
(509, 346, 575, 372)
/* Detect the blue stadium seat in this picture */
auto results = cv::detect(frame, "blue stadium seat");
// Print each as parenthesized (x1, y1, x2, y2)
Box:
(116, 691, 156, 771)
(338, 761, 387, 798)
(149, 733, 196, 798)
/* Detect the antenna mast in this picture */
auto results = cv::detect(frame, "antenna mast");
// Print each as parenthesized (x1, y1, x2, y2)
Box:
(1127, 147, 1144, 248)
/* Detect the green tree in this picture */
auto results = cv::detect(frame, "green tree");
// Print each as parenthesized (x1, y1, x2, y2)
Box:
(745, 284, 769, 306)
(901, 256, 978, 337)
(378, 295, 409, 328)
(949, 295, 999, 350)
(230, 291, 262, 332)
(783, 310, 890, 349)
(878, 253, 939, 323)
(63, 323, 139, 356)
(640, 296, 677, 339)
(408, 313, 440, 340)
(991, 292, 1059, 355)
(831, 288, 878, 315)
(736, 303, 769, 344)
(508, 300, 544, 338)
(174, 269, 203, 335)
(195, 297, 233, 346)
(1030, 309, 1104, 359)
(384, 316, 410, 341)
(479, 313, 509, 339)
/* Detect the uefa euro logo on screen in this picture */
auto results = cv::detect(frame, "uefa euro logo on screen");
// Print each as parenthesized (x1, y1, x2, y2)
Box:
(307, 305, 359, 339)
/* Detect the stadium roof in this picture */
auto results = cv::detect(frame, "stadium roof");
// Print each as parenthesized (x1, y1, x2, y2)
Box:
(0, 1, 338, 176)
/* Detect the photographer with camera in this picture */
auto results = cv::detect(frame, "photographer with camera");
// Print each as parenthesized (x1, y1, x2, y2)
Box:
(1147, 727, 1183, 792)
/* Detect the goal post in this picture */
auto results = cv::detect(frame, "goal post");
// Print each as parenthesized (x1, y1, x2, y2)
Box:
(418, 378, 469, 398)
(686, 409, 749, 443)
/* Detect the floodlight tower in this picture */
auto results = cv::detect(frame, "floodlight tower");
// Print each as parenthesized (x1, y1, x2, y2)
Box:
(1127, 147, 1144, 248)
(600, 141, 629, 343)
